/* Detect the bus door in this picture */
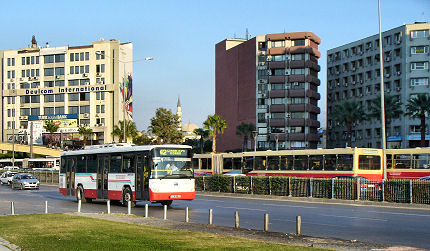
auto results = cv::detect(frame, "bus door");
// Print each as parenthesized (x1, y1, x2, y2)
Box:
(66, 156, 76, 196)
(97, 155, 109, 199)
(135, 153, 144, 200)
(143, 152, 151, 200)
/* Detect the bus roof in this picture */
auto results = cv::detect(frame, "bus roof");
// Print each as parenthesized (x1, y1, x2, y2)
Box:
(61, 144, 192, 156)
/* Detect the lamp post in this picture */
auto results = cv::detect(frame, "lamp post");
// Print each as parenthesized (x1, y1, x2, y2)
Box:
(274, 134, 279, 151)
(378, 0, 387, 181)
(252, 131, 258, 152)
(95, 51, 153, 143)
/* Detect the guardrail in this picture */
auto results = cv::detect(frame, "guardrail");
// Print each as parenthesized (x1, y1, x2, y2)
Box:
(196, 175, 430, 205)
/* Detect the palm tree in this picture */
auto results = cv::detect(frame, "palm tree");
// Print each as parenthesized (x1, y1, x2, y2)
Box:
(43, 120, 59, 147)
(78, 126, 93, 148)
(193, 128, 209, 153)
(203, 114, 227, 153)
(369, 94, 403, 145)
(406, 94, 430, 147)
(333, 100, 366, 147)
(111, 120, 139, 143)
(236, 122, 255, 151)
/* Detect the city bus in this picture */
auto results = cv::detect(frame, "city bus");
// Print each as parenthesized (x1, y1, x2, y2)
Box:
(59, 144, 195, 206)
(193, 147, 430, 181)
(0, 158, 60, 170)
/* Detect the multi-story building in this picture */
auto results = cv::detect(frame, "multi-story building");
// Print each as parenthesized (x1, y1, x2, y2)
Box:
(0, 37, 133, 146)
(216, 32, 321, 152)
(327, 22, 430, 149)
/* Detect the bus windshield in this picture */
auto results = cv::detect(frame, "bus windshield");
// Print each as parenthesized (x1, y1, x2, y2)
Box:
(152, 157, 193, 179)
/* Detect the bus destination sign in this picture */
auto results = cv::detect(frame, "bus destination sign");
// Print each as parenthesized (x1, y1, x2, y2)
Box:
(158, 149, 188, 157)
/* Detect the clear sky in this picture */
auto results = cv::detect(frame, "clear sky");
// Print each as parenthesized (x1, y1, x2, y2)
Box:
(0, 0, 428, 131)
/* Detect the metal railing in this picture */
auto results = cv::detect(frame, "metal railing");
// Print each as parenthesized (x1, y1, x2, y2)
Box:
(196, 175, 430, 205)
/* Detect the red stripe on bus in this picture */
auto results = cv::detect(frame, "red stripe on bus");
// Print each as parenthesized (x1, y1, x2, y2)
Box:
(149, 189, 196, 201)
(59, 188, 66, 196)
(84, 189, 97, 199)
(387, 171, 430, 179)
(107, 190, 136, 201)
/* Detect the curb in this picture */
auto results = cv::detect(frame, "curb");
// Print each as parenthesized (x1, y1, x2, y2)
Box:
(0, 238, 20, 251)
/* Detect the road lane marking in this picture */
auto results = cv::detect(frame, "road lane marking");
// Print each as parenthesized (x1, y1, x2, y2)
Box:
(262, 203, 319, 209)
(317, 213, 388, 222)
(198, 198, 228, 203)
(365, 210, 430, 217)
(215, 205, 266, 212)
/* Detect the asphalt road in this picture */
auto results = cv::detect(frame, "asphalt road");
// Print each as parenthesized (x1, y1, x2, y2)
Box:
(0, 184, 429, 249)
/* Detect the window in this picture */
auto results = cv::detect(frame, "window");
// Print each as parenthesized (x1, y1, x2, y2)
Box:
(85, 52, 89, 60)
(96, 105, 105, 113)
(80, 92, 90, 101)
(411, 62, 428, 70)
(20, 82, 31, 89)
(290, 98, 305, 104)
(87, 155, 97, 173)
(56, 80, 65, 86)
(411, 30, 429, 38)
(31, 95, 40, 103)
(291, 68, 305, 75)
(70, 66, 74, 74)
(96, 51, 105, 60)
(384, 36, 391, 45)
(80, 79, 90, 85)
(272, 55, 285, 61)
(271, 113, 284, 119)
(80, 52, 84, 61)
(80, 105, 90, 114)
(411, 46, 429, 54)
(55, 107, 65, 114)
(69, 80, 79, 86)
(77, 156, 87, 173)
(257, 113, 265, 123)
(21, 96, 31, 104)
(85, 65, 89, 73)
(272, 69, 285, 76)
(271, 98, 285, 105)
(110, 155, 122, 173)
(291, 112, 305, 119)
(271, 41, 284, 47)
(410, 78, 429, 86)
(55, 94, 65, 102)
(44, 94, 54, 102)
(44, 81, 54, 87)
(291, 54, 305, 61)
(258, 69, 268, 80)
(69, 106, 79, 114)
(55, 67, 65, 75)
(44, 68, 54, 76)
(271, 83, 284, 90)
(44, 107, 54, 115)
(20, 108, 30, 116)
(70, 53, 74, 62)
(96, 92, 105, 100)
(44, 55, 54, 63)
(31, 108, 40, 115)
(258, 42, 266, 50)
(36, 56, 39, 64)
(26, 57, 30, 65)
(293, 39, 305, 46)
(55, 54, 65, 62)
(69, 93, 79, 101)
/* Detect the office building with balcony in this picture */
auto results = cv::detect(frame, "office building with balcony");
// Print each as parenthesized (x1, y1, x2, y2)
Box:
(326, 22, 430, 148)
(0, 37, 133, 146)
(215, 32, 321, 152)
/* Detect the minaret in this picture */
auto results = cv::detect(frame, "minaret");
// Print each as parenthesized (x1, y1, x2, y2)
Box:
(176, 97, 182, 131)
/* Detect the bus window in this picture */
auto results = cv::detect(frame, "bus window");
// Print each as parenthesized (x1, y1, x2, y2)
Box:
(337, 154, 353, 171)
(87, 155, 97, 173)
(192, 158, 199, 169)
(201, 158, 211, 170)
(293, 155, 308, 170)
(309, 155, 323, 170)
(223, 158, 233, 170)
(77, 156, 87, 173)
(60, 157, 66, 173)
(412, 154, 430, 169)
(254, 156, 266, 170)
(358, 155, 381, 170)
(386, 154, 393, 169)
(110, 154, 122, 173)
(393, 154, 411, 169)
(280, 155, 293, 170)
(244, 156, 254, 171)
(123, 153, 136, 173)
(267, 156, 280, 170)
(324, 155, 337, 170)
(232, 158, 242, 170)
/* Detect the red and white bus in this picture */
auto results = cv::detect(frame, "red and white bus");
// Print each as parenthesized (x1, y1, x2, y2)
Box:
(59, 144, 195, 206)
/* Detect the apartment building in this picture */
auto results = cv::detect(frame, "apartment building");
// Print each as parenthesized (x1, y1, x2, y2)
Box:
(327, 22, 430, 148)
(216, 32, 321, 152)
(0, 37, 133, 146)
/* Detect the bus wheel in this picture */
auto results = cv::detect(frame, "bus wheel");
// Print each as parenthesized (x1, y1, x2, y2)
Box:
(76, 186, 88, 203)
(122, 188, 135, 208)
(161, 200, 173, 207)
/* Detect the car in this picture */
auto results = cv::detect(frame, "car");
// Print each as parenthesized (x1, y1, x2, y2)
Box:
(223, 171, 246, 177)
(3, 166, 19, 171)
(0, 172, 18, 185)
(11, 173, 40, 190)
(419, 176, 430, 181)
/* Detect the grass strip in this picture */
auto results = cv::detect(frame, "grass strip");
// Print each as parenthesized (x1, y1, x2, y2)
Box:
(0, 214, 326, 250)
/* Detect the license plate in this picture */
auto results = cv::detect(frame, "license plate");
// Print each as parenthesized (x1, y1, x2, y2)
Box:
(170, 195, 181, 198)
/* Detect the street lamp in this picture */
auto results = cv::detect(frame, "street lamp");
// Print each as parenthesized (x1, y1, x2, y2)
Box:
(95, 51, 153, 143)
(252, 130, 258, 152)
(274, 134, 279, 151)
(378, 0, 387, 181)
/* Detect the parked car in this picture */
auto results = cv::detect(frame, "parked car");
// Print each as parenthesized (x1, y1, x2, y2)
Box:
(11, 173, 40, 190)
(3, 166, 19, 171)
(0, 172, 18, 185)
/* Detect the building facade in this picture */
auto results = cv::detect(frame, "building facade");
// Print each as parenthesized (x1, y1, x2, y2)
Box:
(216, 32, 321, 152)
(0, 38, 133, 146)
(326, 22, 430, 149)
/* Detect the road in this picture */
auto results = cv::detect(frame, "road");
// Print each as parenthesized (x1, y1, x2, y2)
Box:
(0, 184, 429, 249)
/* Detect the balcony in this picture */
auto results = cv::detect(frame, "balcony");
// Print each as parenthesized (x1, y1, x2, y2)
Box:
(269, 118, 285, 127)
(268, 47, 286, 55)
(269, 75, 285, 83)
(269, 89, 285, 98)
(270, 104, 285, 112)
(269, 61, 285, 69)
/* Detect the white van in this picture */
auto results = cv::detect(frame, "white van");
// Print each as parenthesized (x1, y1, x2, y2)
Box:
(3, 166, 19, 171)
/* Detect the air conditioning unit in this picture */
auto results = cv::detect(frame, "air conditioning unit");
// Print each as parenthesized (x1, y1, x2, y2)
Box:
(336, 82, 340, 86)
(33, 77, 38, 80)
(83, 73, 88, 77)
(10, 79, 14, 82)
(98, 123, 105, 127)
(96, 73, 101, 77)
(359, 51, 363, 55)
(55, 75, 60, 79)
(386, 89, 391, 93)
(258, 62, 265, 66)
(82, 113, 90, 118)
(359, 80, 363, 84)
(385, 73, 390, 78)
(352, 81, 356, 85)
(266, 56, 272, 61)
(396, 71, 401, 76)
(259, 79, 265, 83)
(95, 114, 100, 117)
(360, 94, 363, 97)
(396, 87, 401, 91)
(352, 67, 356, 71)
(284, 70, 290, 75)
(267, 70, 272, 75)
(19, 116, 28, 120)
(385, 57, 391, 62)
(20, 78, 24, 81)
(396, 40, 401, 45)
(28, 77, 32, 81)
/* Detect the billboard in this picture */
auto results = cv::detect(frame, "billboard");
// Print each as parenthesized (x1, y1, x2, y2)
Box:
(121, 74, 133, 119)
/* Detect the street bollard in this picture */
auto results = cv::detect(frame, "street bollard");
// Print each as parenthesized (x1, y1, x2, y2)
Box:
(235, 211, 239, 229)
(163, 205, 167, 220)
(78, 199, 82, 213)
(296, 216, 302, 235)
(127, 201, 131, 215)
(409, 180, 413, 204)
(208, 209, 213, 225)
(145, 204, 148, 218)
(107, 200, 111, 214)
(185, 207, 189, 223)
(264, 213, 269, 232)
(45, 201, 48, 214)
(11, 202, 15, 215)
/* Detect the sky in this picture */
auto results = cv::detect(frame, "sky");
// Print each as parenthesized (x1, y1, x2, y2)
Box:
(0, 0, 429, 131)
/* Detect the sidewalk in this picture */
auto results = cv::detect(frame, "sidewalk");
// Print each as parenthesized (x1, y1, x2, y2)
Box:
(0, 238, 18, 251)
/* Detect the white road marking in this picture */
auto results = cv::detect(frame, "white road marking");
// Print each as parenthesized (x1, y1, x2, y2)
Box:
(262, 203, 318, 209)
(317, 213, 388, 221)
(365, 210, 430, 217)
(215, 205, 266, 212)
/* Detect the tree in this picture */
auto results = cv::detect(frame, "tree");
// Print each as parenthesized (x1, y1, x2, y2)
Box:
(369, 94, 403, 145)
(133, 131, 154, 145)
(333, 100, 366, 147)
(193, 128, 209, 153)
(148, 108, 183, 144)
(111, 120, 139, 143)
(78, 126, 93, 148)
(236, 122, 255, 151)
(43, 120, 59, 147)
(406, 94, 430, 147)
(203, 114, 227, 153)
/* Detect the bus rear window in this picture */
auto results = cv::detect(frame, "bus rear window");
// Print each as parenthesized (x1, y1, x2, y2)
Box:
(358, 155, 381, 170)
